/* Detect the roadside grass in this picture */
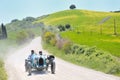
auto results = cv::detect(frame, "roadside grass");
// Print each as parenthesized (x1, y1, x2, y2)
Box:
(0, 40, 12, 80)
(43, 43, 120, 76)
(0, 60, 7, 80)
(0, 31, 20, 80)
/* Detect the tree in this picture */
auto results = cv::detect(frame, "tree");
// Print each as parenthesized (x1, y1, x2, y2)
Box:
(69, 4, 76, 9)
(65, 24, 71, 29)
(1, 23, 7, 39)
(11, 19, 19, 23)
(0, 28, 2, 39)
(58, 25, 65, 31)
(23, 17, 35, 22)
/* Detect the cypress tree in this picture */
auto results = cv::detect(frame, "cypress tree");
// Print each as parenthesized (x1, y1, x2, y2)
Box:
(1, 23, 7, 39)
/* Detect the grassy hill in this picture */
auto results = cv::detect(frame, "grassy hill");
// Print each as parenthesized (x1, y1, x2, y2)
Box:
(34, 9, 120, 57)
(0, 9, 120, 77)
(34, 9, 120, 33)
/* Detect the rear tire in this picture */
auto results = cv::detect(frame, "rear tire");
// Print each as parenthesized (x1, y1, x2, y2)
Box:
(51, 61, 55, 74)
(46, 63, 49, 71)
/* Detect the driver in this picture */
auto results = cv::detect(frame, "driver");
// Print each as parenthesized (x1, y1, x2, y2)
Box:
(37, 51, 47, 66)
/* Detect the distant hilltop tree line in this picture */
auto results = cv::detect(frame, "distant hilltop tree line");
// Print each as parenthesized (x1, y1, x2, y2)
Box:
(0, 23, 7, 39)
(8, 16, 43, 31)
(110, 10, 120, 13)
(11, 17, 35, 23)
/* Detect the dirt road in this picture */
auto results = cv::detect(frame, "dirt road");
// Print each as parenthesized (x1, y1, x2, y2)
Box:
(5, 37, 120, 80)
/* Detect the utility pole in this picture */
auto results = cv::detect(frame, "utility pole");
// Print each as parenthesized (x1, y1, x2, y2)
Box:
(100, 25, 102, 35)
(98, 16, 111, 35)
(114, 19, 117, 35)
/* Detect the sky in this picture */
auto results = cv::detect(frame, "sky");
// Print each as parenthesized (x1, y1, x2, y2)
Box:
(0, 0, 120, 24)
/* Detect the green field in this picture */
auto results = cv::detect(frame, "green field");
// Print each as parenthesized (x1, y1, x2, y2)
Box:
(61, 31, 120, 57)
(34, 9, 120, 57)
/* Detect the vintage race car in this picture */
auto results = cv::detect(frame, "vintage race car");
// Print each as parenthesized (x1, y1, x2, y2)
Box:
(25, 55, 55, 75)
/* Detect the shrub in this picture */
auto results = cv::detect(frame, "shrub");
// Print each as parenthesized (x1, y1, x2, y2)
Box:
(65, 24, 71, 29)
(84, 47, 96, 56)
(109, 64, 120, 74)
(43, 31, 55, 43)
(95, 50, 104, 57)
(50, 38, 57, 46)
(58, 25, 65, 31)
(70, 44, 87, 54)
(76, 46, 85, 54)
(56, 39, 63, 49)
(62, 40, 72, 54)
(71, 44, 79, 54)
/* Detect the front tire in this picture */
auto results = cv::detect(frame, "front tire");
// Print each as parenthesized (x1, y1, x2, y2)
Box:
(28, 62, 32, 75)
(25, 59, 28, 72)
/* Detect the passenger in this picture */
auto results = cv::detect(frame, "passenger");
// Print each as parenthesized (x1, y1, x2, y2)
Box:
(28, 50, 35, 60)
(28, 50, 37, 67)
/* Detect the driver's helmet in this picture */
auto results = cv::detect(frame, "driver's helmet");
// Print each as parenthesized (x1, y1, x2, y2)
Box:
(31, 50, 34, 55)
(39, 51, 42, 55)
